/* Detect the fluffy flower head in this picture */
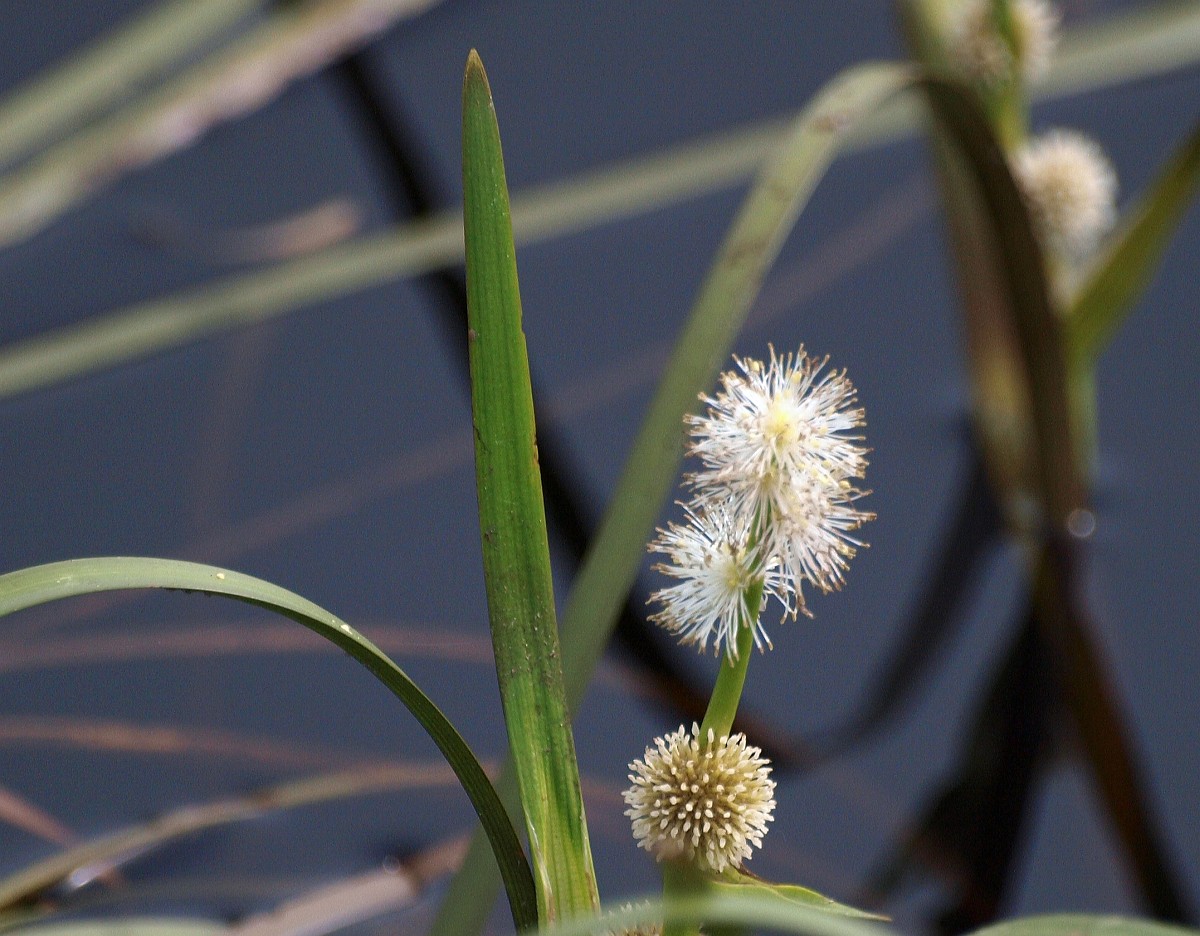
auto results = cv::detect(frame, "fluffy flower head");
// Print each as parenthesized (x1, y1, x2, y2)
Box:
(950, 0, 1060, 86)
(684, 347, 872, 610)
(773, 474, 872, 597)
(648, 501, 785, 659)
(687, 348, 867, 501)
(1013, 129, 1118, 258)
(624, 724, 776, 873)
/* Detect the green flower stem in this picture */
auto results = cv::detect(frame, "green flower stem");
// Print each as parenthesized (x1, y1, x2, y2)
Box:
(700, 579, 765, 740)
(662, 859, 711, 936)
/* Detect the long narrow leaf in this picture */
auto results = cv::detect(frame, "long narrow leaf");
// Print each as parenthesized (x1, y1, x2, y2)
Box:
(1066, 120, 1200, 360)
(558, 61, 915, 736)
(0, 558, 537, 932)
(462, 51, 599, 923)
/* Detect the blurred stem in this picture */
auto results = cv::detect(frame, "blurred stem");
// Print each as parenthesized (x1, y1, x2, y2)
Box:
(987, 0, 1028, 149)
(0, 0, 261, 170)
(0, 0, 445, 249)
(900, 0, 1194, 921)
(4, 2, 1200, 401)
(1030, 538, 1193, 921)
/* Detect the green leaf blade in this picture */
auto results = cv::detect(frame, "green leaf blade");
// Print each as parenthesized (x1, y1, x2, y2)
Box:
(711, 871, 886, 922)
(0, 557, 537, 932)
(1067, 120, 1200, 360)
(462, 51, 599, 924)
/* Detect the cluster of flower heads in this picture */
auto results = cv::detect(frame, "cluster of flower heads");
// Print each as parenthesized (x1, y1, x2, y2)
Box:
(624, 349, 865, 874)
(647, 347, 872, 660)
(623, 724, 776, 874)
(947, 0, 1118, 261)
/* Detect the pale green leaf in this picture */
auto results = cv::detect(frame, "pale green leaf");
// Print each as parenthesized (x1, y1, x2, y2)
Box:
(711, 870, 886, 922)
(4, 2, 1199, 403)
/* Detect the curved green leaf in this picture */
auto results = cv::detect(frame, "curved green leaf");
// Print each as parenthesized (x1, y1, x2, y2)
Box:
(462, 51, 599, 922)
(558, 57, 915, 734)
(1067, 119, 1200, 361)
(711, 871, 885, 922)
(0, 558, 536, 932)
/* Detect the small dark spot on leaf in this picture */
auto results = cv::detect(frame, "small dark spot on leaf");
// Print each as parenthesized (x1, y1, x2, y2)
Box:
(815, 112, 850, 132)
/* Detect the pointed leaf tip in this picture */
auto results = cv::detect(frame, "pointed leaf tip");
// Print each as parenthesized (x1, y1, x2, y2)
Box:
(464, 49, 490, 99)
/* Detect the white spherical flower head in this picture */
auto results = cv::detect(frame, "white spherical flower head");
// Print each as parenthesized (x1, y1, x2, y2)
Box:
(1013, 129, 1118, 259)
(624, 724, 776, 873)
(951, 0, 1060, 86)
(648, 502, 786, 659)
(687, 347, 868, 517)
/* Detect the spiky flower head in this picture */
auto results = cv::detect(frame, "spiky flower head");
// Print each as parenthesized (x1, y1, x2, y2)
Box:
(624, 724, 776, 873)
(1012, 129, 1118, 259)
(772, 473, 872, 597)
(684, 347, 872, 609)
(950, 0, 1060, 87)
(688, 348, 867, 496)
(648, 501, 787, 659)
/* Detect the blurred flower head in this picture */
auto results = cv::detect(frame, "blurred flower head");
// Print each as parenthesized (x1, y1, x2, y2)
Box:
(950, 0, 1060, 86)
(1013, 128, 1118, 258)
(624, 723, 776, 873)
(606, 904, 663, 936)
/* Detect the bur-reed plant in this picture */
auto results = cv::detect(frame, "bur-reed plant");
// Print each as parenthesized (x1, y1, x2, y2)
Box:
(0, 2, 1199, 934)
